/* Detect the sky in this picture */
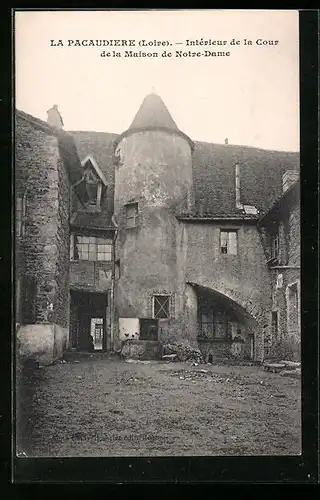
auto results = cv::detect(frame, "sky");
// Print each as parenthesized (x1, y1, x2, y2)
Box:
(15, 10, 299, 151)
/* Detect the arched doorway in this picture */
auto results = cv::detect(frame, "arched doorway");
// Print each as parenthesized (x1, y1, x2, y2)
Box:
(188, 283, 262, 362)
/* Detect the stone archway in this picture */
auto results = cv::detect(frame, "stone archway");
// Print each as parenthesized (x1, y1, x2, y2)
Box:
(187, 282, 266, 362)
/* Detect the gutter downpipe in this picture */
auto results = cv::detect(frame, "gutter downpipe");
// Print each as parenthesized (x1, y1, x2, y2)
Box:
(110, 213, 119, 352)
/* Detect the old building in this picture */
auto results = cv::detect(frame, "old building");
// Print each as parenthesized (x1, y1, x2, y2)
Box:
(15, 93, 300, 364)
(258, 172, 300, 360)
(15, 108, 88, 363)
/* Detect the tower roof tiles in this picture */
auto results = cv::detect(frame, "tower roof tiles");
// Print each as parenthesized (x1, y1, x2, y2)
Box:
(129, 92, 179, 131)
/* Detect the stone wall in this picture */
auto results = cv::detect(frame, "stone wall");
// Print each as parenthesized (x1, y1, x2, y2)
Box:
(264, 193, 300, 361)
(55, 155, 71, 329)
(70, 261, 112, 292)
(288, 203, 300, 266)
(198, 340, 246, 363)
(113, 129, 194, 347)
(15, 114, 72, 363)
(266, 269, 300, 361)
(185, 222, 271, 317)
(183, 221, 272, 361)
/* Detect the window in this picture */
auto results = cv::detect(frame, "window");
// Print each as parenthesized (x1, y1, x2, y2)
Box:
(16, 193, 27, 238)
(199, 309, 235, 340)
(91, 318, 103, 350)
(153, 295, 170, 319)
(220, 230, 237, 255)
(87, 182, 98, 205)
(287, 283, 299, 334)
(271, 311, 279, 342)
(126, 202, 138, 228)
(228, 321, 240, 340)
(73, 234, 112, 261)
(83, 167, 104, 210)
(271, 231, 280, 260)
(200, 308, 215, 338)
(16, 197, 23, 237)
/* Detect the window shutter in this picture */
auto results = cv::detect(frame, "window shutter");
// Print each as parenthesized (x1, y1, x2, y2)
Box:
(228, 232, 237, 255)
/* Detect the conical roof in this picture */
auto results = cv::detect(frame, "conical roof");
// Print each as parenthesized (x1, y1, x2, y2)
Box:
(128, 92, 179, 131)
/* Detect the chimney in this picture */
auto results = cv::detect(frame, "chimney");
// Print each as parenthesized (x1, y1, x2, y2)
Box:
(47, 104, 64, 129)
(235, 163, 242, 209)
(282, 170, 299, 193)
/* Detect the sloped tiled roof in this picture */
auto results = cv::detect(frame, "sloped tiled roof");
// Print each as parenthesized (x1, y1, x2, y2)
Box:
(258, 179, 300, 226)
(17, 101, 300, 221)
(192, 141, 299, 216)
(69, 131, 117, 220)
(71, 210, 114, 229)
(71, 130, 299, 217)
(69, 131, 117, 186)
(15, 109, 89, 203)
(113, 93, 194, 150)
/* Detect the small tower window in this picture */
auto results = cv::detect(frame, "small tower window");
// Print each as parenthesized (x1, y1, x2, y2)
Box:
(125, 202, 138, 228)
(153, 295, 170, 319)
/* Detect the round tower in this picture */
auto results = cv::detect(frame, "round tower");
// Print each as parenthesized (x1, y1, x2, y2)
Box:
(113, 92, 194, 344)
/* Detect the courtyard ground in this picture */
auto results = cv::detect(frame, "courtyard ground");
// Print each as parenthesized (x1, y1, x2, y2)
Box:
(16, 353, 301, 457)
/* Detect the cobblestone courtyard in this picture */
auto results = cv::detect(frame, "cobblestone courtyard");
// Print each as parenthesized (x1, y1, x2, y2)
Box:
(17, 353, 301, 457)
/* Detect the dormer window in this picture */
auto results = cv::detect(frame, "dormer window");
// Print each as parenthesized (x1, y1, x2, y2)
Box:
(81, 156, 108, 211)
(84, 170, 102, 209)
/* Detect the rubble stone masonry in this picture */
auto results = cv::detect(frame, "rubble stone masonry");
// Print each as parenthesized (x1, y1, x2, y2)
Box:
(16, 114, 71, 363)
(267, 195, 300, 361)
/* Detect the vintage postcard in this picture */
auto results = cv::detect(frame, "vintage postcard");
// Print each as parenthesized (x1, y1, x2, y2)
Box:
(14, 9, 302, 468)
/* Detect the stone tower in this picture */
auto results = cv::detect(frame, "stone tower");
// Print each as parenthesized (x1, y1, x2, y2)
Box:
(113, 92, 195, 345)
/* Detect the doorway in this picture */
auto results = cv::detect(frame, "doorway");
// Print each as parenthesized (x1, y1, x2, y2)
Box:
(91, 318, 104, 350)
(70, 291, 108, 351)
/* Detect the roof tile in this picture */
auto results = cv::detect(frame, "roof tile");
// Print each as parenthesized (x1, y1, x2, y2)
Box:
(71, 131, 299, 217)
(129, 92, 179, 131)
